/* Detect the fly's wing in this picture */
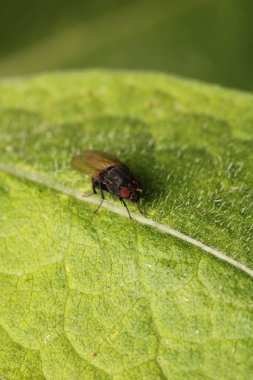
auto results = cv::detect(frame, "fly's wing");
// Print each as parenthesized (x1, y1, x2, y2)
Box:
(71, 150, 122, 178)
(84, 150, 122, 169)
(71, 154, 98, 177)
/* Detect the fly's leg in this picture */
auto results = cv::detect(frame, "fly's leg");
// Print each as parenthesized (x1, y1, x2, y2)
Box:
(121, 199, 132, 219)
(94, 181, 105, 215)
(92, 178, 97, 194)
(137, 200, 143, 214)
(82, 178, 98, 198)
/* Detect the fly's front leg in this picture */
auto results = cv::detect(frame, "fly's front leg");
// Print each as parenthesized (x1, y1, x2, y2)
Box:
(121, 198, 132, 219)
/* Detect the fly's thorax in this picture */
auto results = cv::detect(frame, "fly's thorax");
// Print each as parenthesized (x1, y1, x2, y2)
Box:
(103, 165, 133, 187)
(100, 164, 142, 201)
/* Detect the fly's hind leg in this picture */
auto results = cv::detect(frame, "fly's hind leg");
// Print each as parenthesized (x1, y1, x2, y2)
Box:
(92, 178, 98, 194)
(94, 181, 105, 215)
(82, 178, 98, 198)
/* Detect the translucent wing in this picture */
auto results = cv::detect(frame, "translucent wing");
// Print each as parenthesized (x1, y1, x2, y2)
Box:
(71, 150, 122, 178)
(71, 154, 98, 177)
(84, 150, 122, 169)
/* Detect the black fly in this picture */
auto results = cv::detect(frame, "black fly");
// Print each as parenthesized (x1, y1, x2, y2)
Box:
(71, 150, 142, 218)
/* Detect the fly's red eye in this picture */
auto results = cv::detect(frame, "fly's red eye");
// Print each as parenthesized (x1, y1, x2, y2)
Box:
(120, 187, 131, 199)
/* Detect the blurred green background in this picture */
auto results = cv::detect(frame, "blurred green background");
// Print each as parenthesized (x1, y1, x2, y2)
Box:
(1, 0, 253, 91)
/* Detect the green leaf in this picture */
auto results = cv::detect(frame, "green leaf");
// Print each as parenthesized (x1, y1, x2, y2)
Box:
(0, 71, 253, 379)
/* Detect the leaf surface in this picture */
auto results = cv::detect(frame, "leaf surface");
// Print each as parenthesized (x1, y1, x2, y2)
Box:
(0, 71, 253, 379)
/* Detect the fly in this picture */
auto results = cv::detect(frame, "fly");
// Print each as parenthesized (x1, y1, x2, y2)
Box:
(71, 150, 143, 219)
